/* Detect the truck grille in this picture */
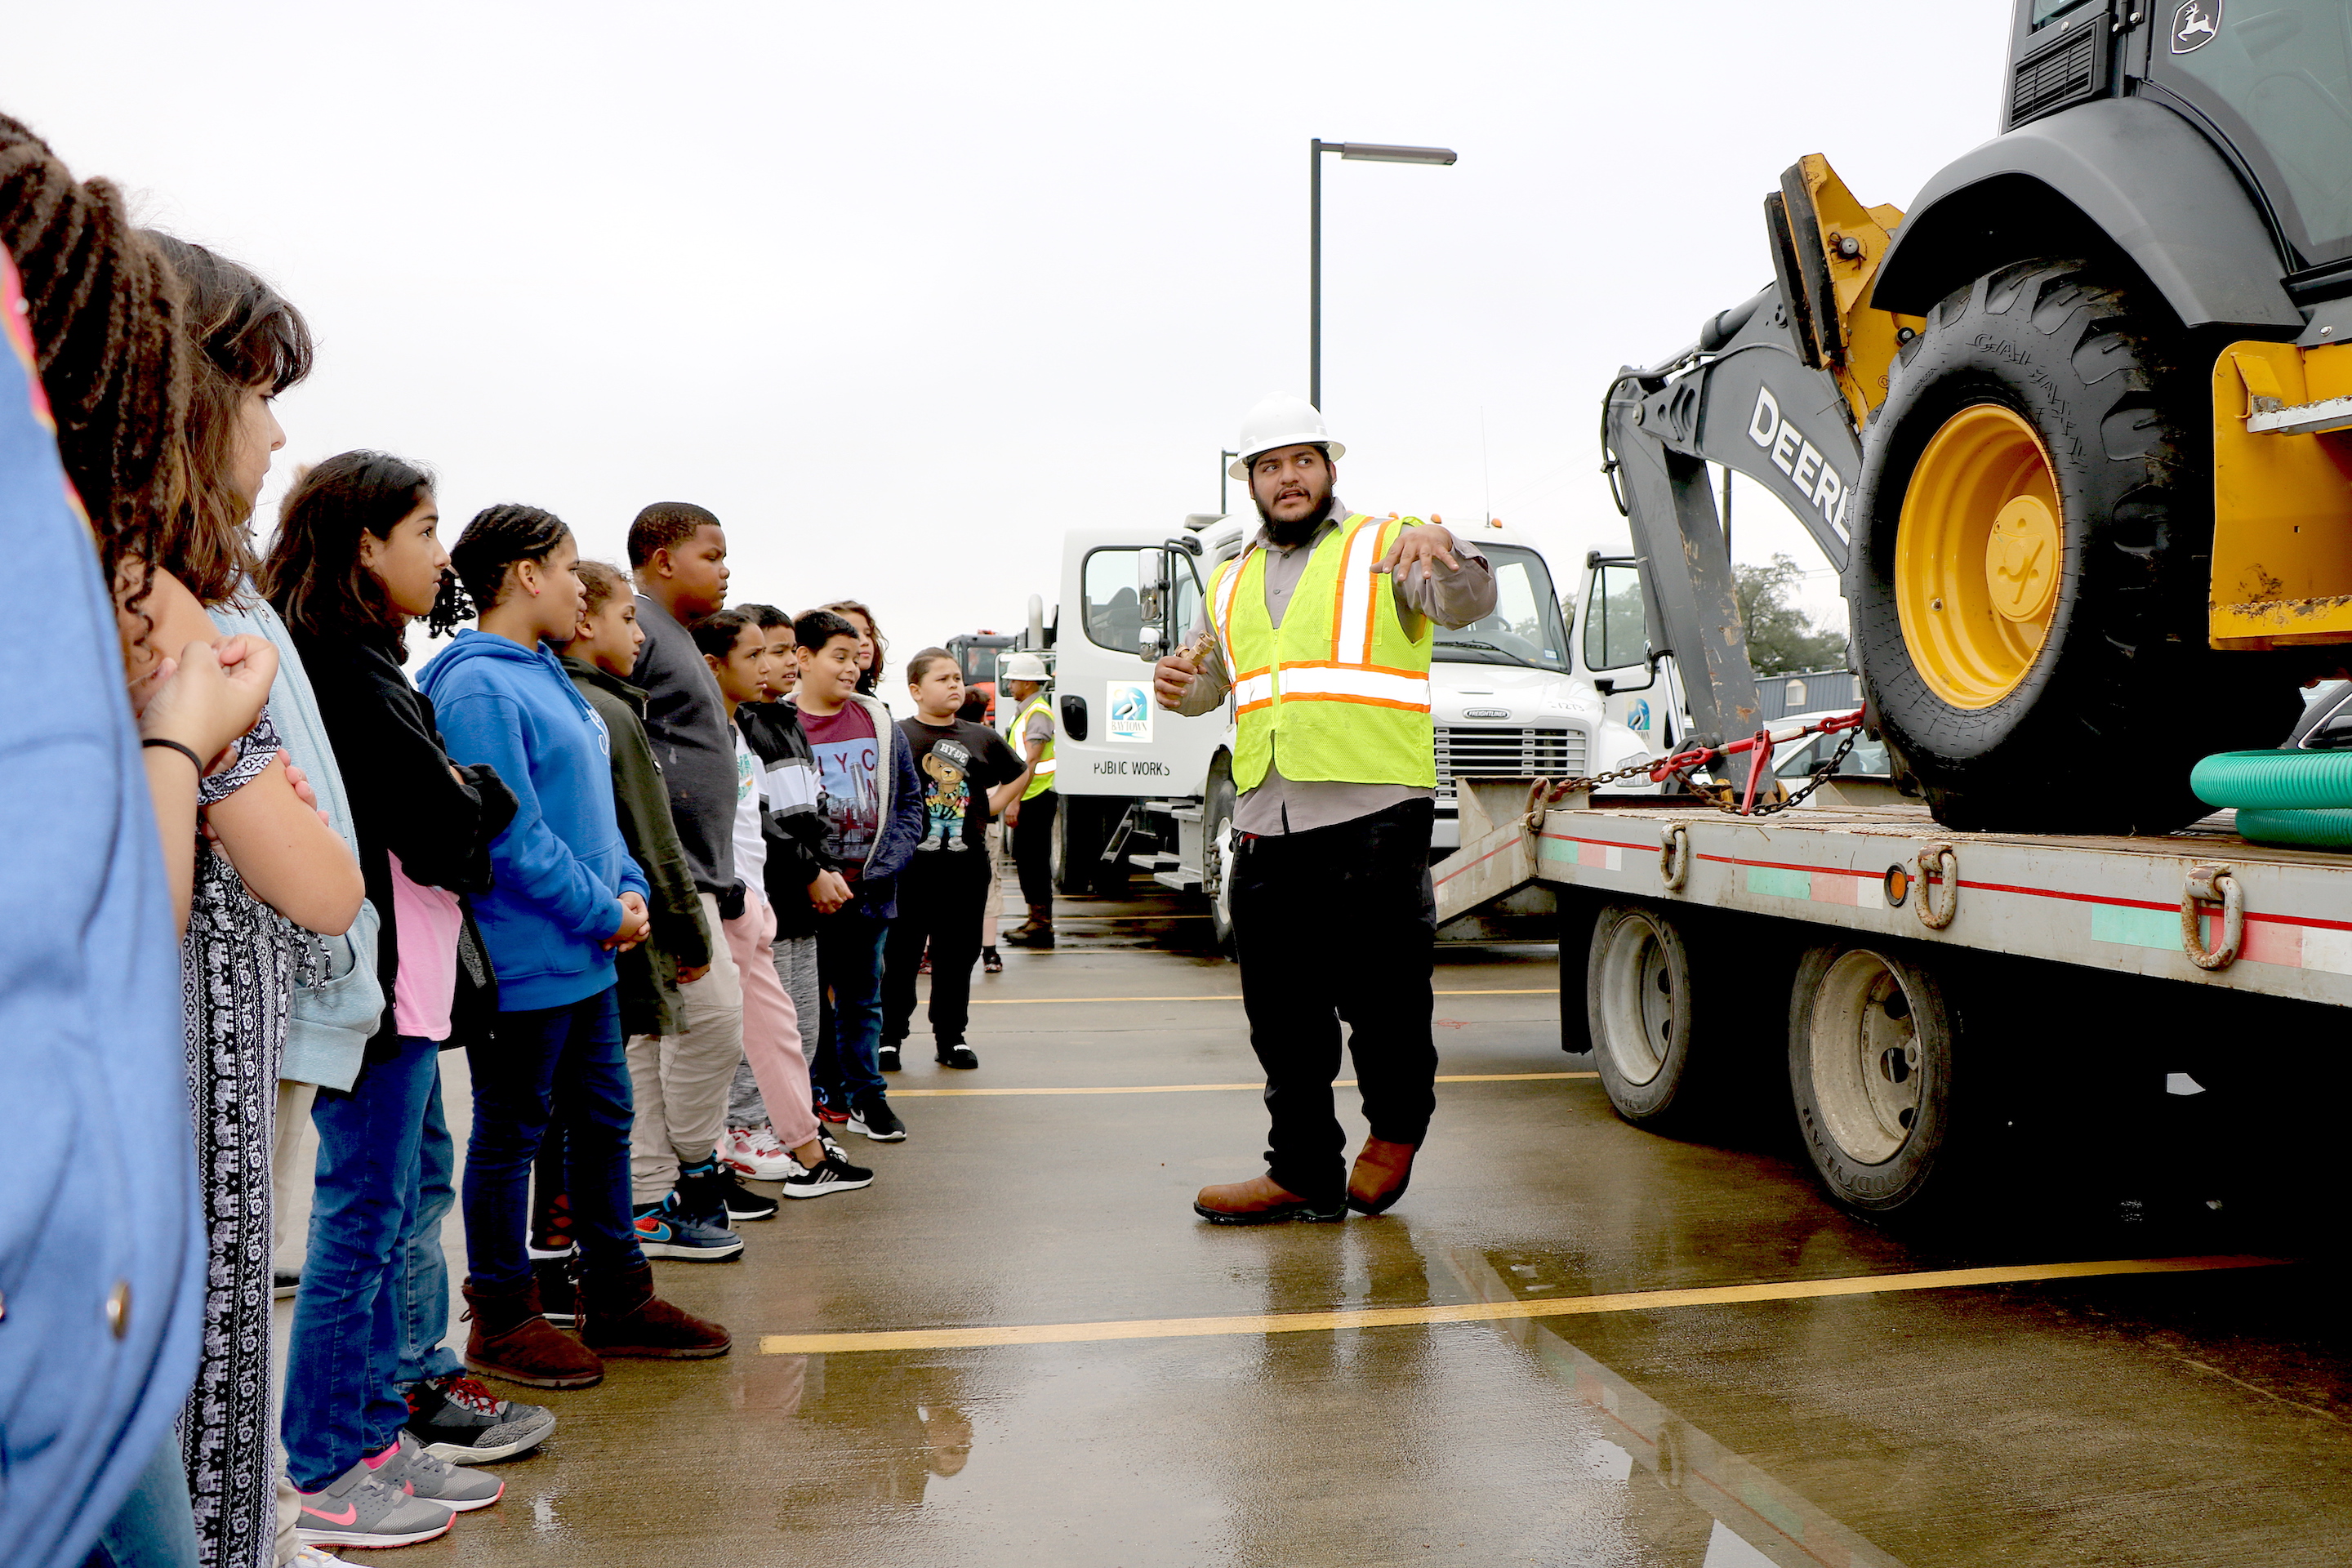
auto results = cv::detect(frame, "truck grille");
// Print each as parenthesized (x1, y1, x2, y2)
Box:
(1434, 726, 1586, 800)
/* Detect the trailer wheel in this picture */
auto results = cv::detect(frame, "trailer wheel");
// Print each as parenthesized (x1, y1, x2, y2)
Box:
(1787, 942, 1954, 1213)
(1848, 258, 2299, 832)
(1052, 797, 1119, 898)
(1202, 760, 1238, 956)
(1586, 903, 1714, 1127)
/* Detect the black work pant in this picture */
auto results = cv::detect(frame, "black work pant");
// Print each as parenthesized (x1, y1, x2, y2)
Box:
(1230, 798, 1438, 1205)
(1011, 791, 1058, 908)
(882, 852, 990, 1047)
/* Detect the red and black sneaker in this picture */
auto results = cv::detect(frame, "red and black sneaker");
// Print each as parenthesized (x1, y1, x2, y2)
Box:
(403, 1372, 556, 1463)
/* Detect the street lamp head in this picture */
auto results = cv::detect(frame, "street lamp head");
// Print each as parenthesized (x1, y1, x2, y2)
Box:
(1332, 141, 1457, 166)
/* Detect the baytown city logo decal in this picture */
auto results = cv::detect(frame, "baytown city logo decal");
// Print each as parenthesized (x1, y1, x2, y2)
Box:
(2172, 0, 2220, 52)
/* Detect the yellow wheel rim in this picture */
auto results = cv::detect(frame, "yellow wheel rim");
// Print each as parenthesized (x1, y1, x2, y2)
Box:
(1894, 403, 2062, 710)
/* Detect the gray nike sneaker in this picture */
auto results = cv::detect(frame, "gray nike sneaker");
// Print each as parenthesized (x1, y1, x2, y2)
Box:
(382, 1432, 504, 1512)
(294, 1459, 454, 1549)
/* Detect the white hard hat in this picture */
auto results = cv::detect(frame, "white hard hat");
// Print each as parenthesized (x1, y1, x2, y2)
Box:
(1228, 394, 1345, 479)
(1000, 653, 1049, 682)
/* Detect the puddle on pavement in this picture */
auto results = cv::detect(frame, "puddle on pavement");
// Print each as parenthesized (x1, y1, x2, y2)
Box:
(1437, 1247, 1907, 1568)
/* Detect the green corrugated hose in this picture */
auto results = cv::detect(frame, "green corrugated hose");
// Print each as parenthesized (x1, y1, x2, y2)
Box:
(2191, 750, 2352, 851)
(2234, 808, 2352, 850)
(2191, 750, 2352, 811)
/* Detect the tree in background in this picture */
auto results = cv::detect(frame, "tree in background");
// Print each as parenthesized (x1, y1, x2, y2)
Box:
(1735, 554, 1846, 675)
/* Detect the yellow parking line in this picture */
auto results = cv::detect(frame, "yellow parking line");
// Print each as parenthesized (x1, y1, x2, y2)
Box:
(968, 988, 1559, 1005)
(760, 1255, 2282, 1355)
(889, 1071, 1597, 1098)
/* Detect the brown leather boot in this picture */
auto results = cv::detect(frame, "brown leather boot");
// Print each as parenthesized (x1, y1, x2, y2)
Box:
(1002, 905, 1056, 947)
(464, 1277, 604, 1389)
(1347, 1138, 1419, 1216)
(580, 1263, 731, 1359)
(1192, 1174, 1346, 1225)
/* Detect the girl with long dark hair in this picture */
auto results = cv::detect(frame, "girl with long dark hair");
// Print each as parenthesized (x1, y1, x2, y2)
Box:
(260, 452, 544, 1547)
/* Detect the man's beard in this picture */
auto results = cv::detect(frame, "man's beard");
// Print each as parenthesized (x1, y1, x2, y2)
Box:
(1257, 488, 1334, 548)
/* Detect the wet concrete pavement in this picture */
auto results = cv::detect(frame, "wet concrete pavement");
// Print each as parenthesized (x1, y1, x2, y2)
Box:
(313, 887, 2352, 1567)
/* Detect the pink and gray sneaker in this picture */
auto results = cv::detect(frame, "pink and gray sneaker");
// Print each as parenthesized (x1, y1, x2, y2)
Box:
(294, 1448, 452, 1550)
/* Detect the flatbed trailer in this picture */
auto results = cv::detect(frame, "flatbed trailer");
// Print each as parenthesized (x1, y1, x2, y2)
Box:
(1432, 788, 2351, 1214)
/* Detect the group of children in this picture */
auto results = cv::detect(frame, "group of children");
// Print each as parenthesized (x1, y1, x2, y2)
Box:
(0, 109, 1043, 1568)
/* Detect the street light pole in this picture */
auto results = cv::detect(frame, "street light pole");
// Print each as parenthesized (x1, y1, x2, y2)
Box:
(1308, 139, 1458, 412)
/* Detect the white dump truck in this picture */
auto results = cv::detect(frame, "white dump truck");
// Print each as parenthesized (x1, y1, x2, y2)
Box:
(1018, 514, 1645, 945)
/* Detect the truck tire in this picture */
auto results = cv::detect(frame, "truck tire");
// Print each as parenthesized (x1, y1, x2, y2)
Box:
(1786, 941, 1954, 1214)
(1846, 258, 2299, 832)
(1202, 761, 1238, 956)
(1557, 898, 1597, 1056)
(1585, 902, 1720, 1128)
(1052, 797, 1111, 897)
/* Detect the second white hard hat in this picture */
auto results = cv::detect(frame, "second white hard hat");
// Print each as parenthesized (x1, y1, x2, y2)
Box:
(1228, 394, 1345, 479)
(1000, 653, 1049, 683)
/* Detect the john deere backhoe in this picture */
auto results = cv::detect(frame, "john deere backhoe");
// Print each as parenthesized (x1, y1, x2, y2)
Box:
(1603, 0, 2352, 832)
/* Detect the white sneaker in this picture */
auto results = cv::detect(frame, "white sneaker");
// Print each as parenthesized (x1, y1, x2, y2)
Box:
(722, 1125, 796, 1182)
(289, 1546, 345, 1566)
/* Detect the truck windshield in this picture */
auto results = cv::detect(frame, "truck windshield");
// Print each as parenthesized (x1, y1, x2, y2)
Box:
(2162, 0, 2352, 259)
(1433, 544, 1571, 672)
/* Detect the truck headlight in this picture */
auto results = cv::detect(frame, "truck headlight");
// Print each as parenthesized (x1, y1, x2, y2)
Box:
(1612, 751, 1655, 773)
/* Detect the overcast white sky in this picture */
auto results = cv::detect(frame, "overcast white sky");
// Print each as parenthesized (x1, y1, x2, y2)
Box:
(12, 2, 2011, 665)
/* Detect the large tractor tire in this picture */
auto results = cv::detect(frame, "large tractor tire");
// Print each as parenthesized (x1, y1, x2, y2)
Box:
(1846, 258, 2300, 832)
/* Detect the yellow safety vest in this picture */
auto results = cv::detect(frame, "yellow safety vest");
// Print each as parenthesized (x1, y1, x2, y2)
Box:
(1209, 514, 1434, 793)
(1017, 693, 1057, 800)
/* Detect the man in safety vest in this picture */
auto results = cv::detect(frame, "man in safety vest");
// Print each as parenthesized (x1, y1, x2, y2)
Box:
(1153, 394, 1495, 1223)
(999, 653, 1059, 948)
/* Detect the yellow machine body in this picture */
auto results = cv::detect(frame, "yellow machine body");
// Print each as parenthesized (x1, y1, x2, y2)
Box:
(2209, 340, 2352, 649)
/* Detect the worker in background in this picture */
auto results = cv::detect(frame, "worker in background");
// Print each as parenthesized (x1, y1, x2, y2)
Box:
(1153, 394, 1494, 1223)
(998, 653, 1058, 948)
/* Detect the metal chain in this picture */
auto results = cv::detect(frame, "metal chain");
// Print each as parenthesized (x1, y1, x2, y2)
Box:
(1724, 725, 1858, 817)
(1520, 723, 1861, 829)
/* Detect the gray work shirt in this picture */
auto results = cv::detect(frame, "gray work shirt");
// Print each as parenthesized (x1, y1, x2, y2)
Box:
(1174, 506, 1496, 834)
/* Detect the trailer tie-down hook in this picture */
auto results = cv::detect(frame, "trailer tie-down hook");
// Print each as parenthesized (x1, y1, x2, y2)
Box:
(1916, 842, 1958, 929)
(2180, 863, 2243, 970)
(1659, 823, 1691, 891)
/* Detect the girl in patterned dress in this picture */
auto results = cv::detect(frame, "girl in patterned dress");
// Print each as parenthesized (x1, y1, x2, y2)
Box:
(115, 292, 363, 1565)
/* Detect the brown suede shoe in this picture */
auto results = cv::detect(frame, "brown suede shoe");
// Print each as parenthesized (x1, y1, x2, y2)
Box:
(464, 1278, 604, 1389)
(1347, 1138, 1419, 1216)
(1193, 1174, 1347, 1225)
(580, 1263, 732, 1359)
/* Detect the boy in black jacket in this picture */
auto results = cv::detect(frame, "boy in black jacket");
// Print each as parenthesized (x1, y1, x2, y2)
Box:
(727, 605, 841, 1157)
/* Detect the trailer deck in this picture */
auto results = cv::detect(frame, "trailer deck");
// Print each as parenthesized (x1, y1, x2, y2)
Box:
(1437, 794, 2352, 1007)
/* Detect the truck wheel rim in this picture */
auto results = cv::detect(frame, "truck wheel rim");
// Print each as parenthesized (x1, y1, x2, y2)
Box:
(1808, 950, 1924, 1165)
(1596, 915, 1675, 1086)
(1209, 811, 1234, 933)
(1894, 403, 2061, 710)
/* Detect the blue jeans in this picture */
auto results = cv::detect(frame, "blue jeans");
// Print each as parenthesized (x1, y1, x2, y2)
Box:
(282, 1035, 442, 1491)
(813, 912, 889, 1107)
(84, 1434, 198, 1568)
(394, 1067, 462, 1387)
(461, 987, 642, 1292)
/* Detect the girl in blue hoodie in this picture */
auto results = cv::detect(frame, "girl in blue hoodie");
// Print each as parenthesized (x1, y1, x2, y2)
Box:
(417, 504, 728, 1387)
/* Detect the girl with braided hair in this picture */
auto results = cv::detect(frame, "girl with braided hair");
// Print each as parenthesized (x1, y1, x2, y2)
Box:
(1, 117, 361, 1568)
(417, 505, 731, 1388)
